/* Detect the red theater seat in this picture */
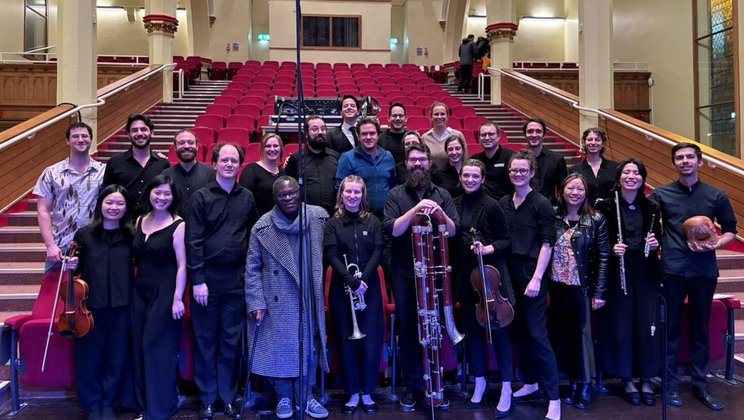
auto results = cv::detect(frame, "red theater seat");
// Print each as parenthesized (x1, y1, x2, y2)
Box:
(195, 114, 225, 132)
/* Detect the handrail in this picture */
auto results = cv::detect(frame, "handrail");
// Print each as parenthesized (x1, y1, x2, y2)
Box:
(25, 45, 56, 53)
(477, 72, 490, 101)
(0, 63, 176, 152)
(490, 67, 744, 178)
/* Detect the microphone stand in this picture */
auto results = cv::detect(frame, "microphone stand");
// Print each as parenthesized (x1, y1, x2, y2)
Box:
(658, 274, 668, 420)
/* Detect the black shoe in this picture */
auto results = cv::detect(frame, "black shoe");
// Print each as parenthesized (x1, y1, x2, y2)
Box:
(467, 400, 485, 410)
(639, 382, 655, 406)
(199, 404, 215, 420)
(437, 399, 450, 411)
(341, 404, 357, 415)
(561, 383, 576, 406)
(621, 382, 641, 406)
(223, 403, 239, 419)
(574, 383, 591, 410)
(693, 387, 723, 411)
(666, 388, 683, 407)
(399, 391, 416, 412)
(362, 402, 379, 414)
(494, 406, 511, 418)
(132, 414, 143, 420)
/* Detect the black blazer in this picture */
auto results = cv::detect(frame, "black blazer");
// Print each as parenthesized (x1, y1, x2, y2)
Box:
(327, 126, 355, 155)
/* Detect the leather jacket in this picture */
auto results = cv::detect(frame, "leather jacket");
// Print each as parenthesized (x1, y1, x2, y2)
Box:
(553, 210, 610, 300)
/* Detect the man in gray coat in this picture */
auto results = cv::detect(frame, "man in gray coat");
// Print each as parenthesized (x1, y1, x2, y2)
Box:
(244, 176, 330, 419)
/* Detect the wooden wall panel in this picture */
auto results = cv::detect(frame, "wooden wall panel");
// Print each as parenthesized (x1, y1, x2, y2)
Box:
(600, 109, 744, 234)
(518, 69, 651, 122)
(0, 105, 74, 211)
(0, 64, 144, 124)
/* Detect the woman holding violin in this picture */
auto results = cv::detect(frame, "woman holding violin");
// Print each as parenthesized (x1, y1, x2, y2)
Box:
(453, 159, 514, 417)
(548, 173, 610, 410)
(595, 158, 662, 406)
(324, 175, 384, 414)
(69, 184, 134, 420)
(131, 175, 187, 420)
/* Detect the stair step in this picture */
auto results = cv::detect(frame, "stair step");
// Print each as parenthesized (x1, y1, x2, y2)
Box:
(0, 262, 44, 285)
(716, 250, 744, 270)
(0, 284, 40, 311)
(716, 269, 744, 293)
(6, 211, 38, 227)
(0, 243, 45, 262)
(0, 226, 41, 243)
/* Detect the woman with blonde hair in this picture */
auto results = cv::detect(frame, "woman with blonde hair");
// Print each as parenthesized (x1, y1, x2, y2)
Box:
(239, 132, 285, 215)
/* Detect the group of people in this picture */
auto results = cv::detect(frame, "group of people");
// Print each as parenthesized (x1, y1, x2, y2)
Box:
(34, 99, 735, 420)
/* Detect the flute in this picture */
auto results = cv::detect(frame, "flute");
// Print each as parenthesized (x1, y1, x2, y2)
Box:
(644, 214, 656, 258)
(615, 191, 628, 295)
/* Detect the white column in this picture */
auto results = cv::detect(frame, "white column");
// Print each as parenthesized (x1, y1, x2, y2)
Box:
(485, 0, 517, 105)
(578, 0, 613, 130)
(144, 0, 178, 102)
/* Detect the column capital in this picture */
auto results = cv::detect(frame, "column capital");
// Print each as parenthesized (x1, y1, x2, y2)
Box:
(486, 22, 518, 42)
(143, 14, 179, 37)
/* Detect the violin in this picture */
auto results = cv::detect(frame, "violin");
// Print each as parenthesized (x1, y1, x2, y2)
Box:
(469, 228, 514, 343)
(57, 241, 94, 338)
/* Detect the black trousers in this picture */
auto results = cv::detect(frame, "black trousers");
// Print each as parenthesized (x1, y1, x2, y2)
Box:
(191, 289, 245, 406)
(665, 274, 717, 389)
(508, 255, 559, 400)
(459, 64, 473, 92)
(391, 268, 422, 391)
(548, 282, 594, 384)
(329, 275, 384, 396)
(132, 286, 182, 420)
(75, 306, 130, 412)
(459, 275, 513, 380)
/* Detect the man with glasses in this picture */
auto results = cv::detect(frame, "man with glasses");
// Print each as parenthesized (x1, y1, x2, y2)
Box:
(383, 143, 459, 411)
(523, 117, 567, 204)
(335, 116, 396, 217)
(469, 121, 515, 200)
(285, 115, 340, 215)
(188, 143, 259, 420)
(245, 176, 330, 419)
(379, 102, 408, 164)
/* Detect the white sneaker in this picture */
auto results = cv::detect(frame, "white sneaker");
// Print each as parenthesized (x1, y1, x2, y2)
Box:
(305, 398, 329, 419)
(276, 397, 293, 419)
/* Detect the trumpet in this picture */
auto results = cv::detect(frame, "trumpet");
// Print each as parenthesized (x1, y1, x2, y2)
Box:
(343, 254, 366, 340)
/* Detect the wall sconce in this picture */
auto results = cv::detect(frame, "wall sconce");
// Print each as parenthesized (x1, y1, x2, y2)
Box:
(390, 37, 398, 45)
(257, 33, 270, 42)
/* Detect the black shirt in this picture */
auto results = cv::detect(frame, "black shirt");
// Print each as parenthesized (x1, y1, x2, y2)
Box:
(499, 190, 555, 259)
(238, 162, 285, 216)
(384, 182, 460, 268)
(103, 149, 170, 211)
(161, 162, 215, 218)
(649, 179, 737, 277)
(569, 158, 619, 207)
(324, 212, 384, 290)
(470, 146, 515, 200)
(73, 225, 134, 309)
(431, 163, 462, 198)
(285, 147, 339, 215)
(187, 182, 259, 290)
(379, 129, 407, 164)
(534, 148, 568, 204)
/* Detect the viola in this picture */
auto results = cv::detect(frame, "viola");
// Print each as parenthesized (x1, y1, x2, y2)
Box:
(57, 241, 94, 338)
(469, 228, 514, 343)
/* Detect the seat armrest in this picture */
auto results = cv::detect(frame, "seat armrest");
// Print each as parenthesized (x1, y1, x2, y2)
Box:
(4, 314, 32, 330)
(719, 297, 741, 310)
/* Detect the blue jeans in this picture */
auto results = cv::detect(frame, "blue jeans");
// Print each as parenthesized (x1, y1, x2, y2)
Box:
(268, 336, 320, 404)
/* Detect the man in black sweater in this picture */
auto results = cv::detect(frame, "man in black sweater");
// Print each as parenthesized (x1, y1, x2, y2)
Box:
(378, 102, 408, 164)
(523, 117, 567, 204)
(188, 143, 259, 420)
(285, 116, 340, 215)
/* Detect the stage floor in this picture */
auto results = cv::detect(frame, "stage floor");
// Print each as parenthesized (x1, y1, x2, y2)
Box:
(2, 376, 741, 419)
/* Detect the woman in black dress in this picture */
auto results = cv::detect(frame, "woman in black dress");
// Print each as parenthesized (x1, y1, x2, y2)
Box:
(131, 175, 187, 420)
(71, 185, 134, 420)
(595, 158, 662, 407)
(432, 135, 465, 198)
(239, 132, 285, 215)
(454, 159, 514, 417)
(569, 127, 618, 207)
(324, 175, 384, 414)
(498, 150, 561, 420)
(549, 173, 609, 410)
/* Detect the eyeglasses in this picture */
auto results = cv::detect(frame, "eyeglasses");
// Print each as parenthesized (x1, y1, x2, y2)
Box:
(509, 168, 531, 175)
(389, 114, 406, 119)
(407, 157, 429, 164)
(275, 189, 299, 199)
(480, 132, 498, 138)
